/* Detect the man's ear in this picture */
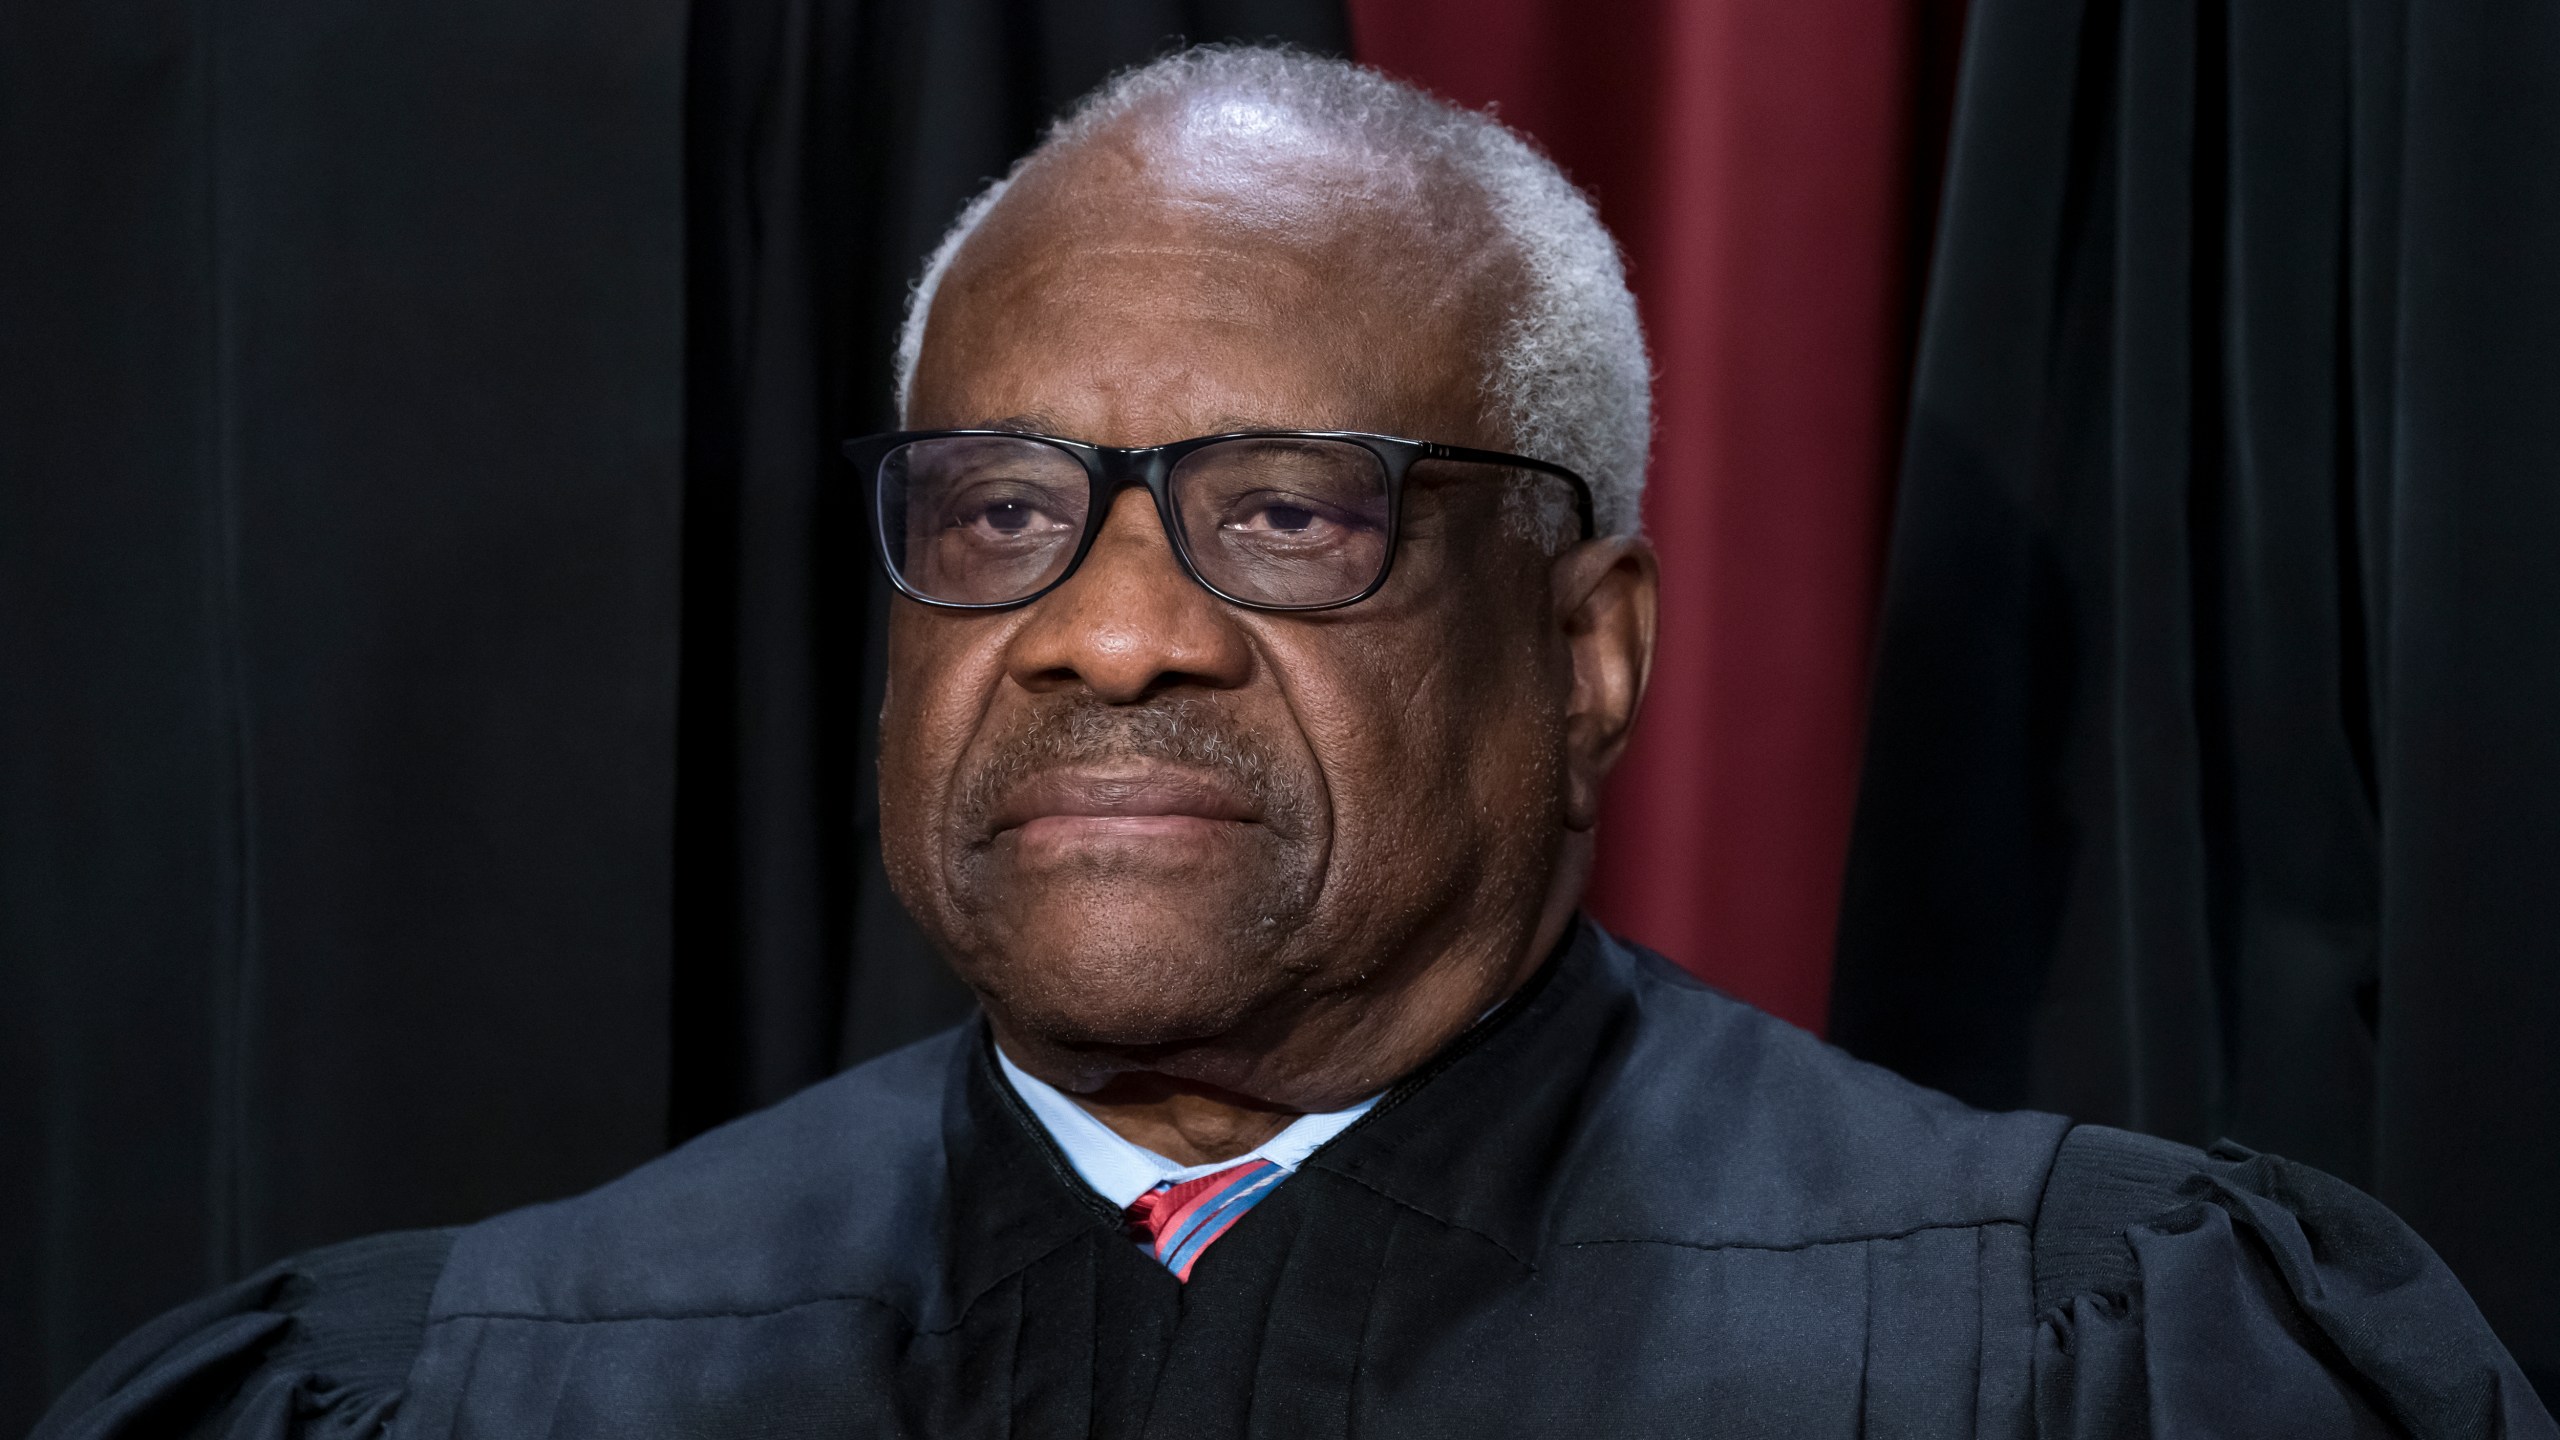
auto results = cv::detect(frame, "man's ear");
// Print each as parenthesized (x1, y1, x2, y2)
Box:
(1550, 535, 1658, 832)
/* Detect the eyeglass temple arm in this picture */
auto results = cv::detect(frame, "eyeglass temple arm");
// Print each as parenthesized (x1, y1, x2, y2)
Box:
(1419, 441, 1599, 540)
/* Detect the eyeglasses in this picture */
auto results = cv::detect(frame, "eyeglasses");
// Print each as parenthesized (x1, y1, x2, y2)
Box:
(843, 429, 1594, 612)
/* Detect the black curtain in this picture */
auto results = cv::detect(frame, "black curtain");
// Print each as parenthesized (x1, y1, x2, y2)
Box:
(1833, 0, 2560, 1400)
(0, 0, 690, 1423)
(0, 0, 1344, 1429)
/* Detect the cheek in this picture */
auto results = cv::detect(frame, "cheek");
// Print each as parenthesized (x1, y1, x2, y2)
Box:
(1277, 614, 1562, 895)
(878, 616, 1010, 880)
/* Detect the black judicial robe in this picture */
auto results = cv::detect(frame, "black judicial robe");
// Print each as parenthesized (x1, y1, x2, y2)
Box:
(38, 923, 2555, 1439)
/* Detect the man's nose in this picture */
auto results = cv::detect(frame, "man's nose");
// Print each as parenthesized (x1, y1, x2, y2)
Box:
(1001, 486, 1254, 702)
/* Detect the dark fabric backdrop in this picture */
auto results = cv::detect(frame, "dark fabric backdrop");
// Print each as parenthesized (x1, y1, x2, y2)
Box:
(1831, 0, 2560, 1399)
(0, 0, 1345, 1429)
(0, 0, 689, 1423)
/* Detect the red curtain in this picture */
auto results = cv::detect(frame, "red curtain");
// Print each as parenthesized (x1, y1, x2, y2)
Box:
(1350, 0, 1962, 1031)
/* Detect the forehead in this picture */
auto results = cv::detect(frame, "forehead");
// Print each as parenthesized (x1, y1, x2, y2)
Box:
(907, 106, 1511, 444)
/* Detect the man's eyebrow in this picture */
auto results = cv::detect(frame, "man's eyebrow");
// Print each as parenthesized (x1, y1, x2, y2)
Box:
(960, 413, 1338, 440)
(975, 412, 1068, 435)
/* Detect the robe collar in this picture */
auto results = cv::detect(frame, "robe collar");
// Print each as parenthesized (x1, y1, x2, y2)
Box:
(936, 916, 1615, 1303)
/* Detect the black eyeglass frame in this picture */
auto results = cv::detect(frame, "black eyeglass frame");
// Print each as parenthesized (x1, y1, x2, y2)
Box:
(842, 428, 1597, 613)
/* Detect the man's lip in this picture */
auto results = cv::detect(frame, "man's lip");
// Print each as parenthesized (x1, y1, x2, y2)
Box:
(985, 768, 1259, 835)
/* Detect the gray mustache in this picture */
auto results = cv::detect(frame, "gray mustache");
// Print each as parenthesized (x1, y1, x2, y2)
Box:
(957, 694, 1289, 833)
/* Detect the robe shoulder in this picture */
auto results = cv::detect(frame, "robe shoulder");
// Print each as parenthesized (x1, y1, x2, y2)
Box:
(1571, 939, 2553, 1438)
(429, 1024, 972, 1327)
(31, 1026, 974, 1439)
(30, 1229, 455, 1440)
(1547, 937, 2078, 1245)
(2031, 1125, 2556, 1438)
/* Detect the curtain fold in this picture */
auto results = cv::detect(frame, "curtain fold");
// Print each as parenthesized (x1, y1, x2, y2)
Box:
(1833, 0, 2560, 1398)
(0, 0, 691, 1424)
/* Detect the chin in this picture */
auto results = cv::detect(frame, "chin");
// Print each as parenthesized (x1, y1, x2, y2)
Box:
(959, 889, 1310, 1051)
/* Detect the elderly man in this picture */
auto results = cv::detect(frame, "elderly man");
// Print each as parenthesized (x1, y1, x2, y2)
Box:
(43, 46, 2551, 1440)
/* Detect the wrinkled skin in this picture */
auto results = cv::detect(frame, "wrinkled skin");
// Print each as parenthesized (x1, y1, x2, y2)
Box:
(880, 90, 1658, 1162)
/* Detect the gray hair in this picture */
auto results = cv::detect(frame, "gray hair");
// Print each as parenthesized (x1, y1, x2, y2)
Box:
(894, 45, 1652, 541)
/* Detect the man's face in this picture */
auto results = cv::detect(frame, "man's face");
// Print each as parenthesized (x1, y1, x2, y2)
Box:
(879, 115, 1581, 1088)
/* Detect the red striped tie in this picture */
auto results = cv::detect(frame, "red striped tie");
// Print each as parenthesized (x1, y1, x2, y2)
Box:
(1124, 1159, 1284, 1281)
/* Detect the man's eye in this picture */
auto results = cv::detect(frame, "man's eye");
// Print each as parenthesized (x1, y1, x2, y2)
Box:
(947, 491, 1074, 538)
(1232, 502, 1321, 533)
(976, 501, 1040, 533)
(1223, 495, 1372, 539)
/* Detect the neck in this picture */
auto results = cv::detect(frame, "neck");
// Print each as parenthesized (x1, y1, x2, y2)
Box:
(996, 852, 1588, 1167)
(1059, 1072, 1304, 1166)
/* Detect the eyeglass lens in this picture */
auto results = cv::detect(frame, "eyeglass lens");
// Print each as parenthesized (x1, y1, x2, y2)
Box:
(878, 435, 1392, 608)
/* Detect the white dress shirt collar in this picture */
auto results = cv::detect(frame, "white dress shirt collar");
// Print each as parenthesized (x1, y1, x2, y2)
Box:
(995, 1046, 1381, 1209)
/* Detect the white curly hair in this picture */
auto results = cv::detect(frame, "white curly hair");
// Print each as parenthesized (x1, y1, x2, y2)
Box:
(894, 45, 1652, 542)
